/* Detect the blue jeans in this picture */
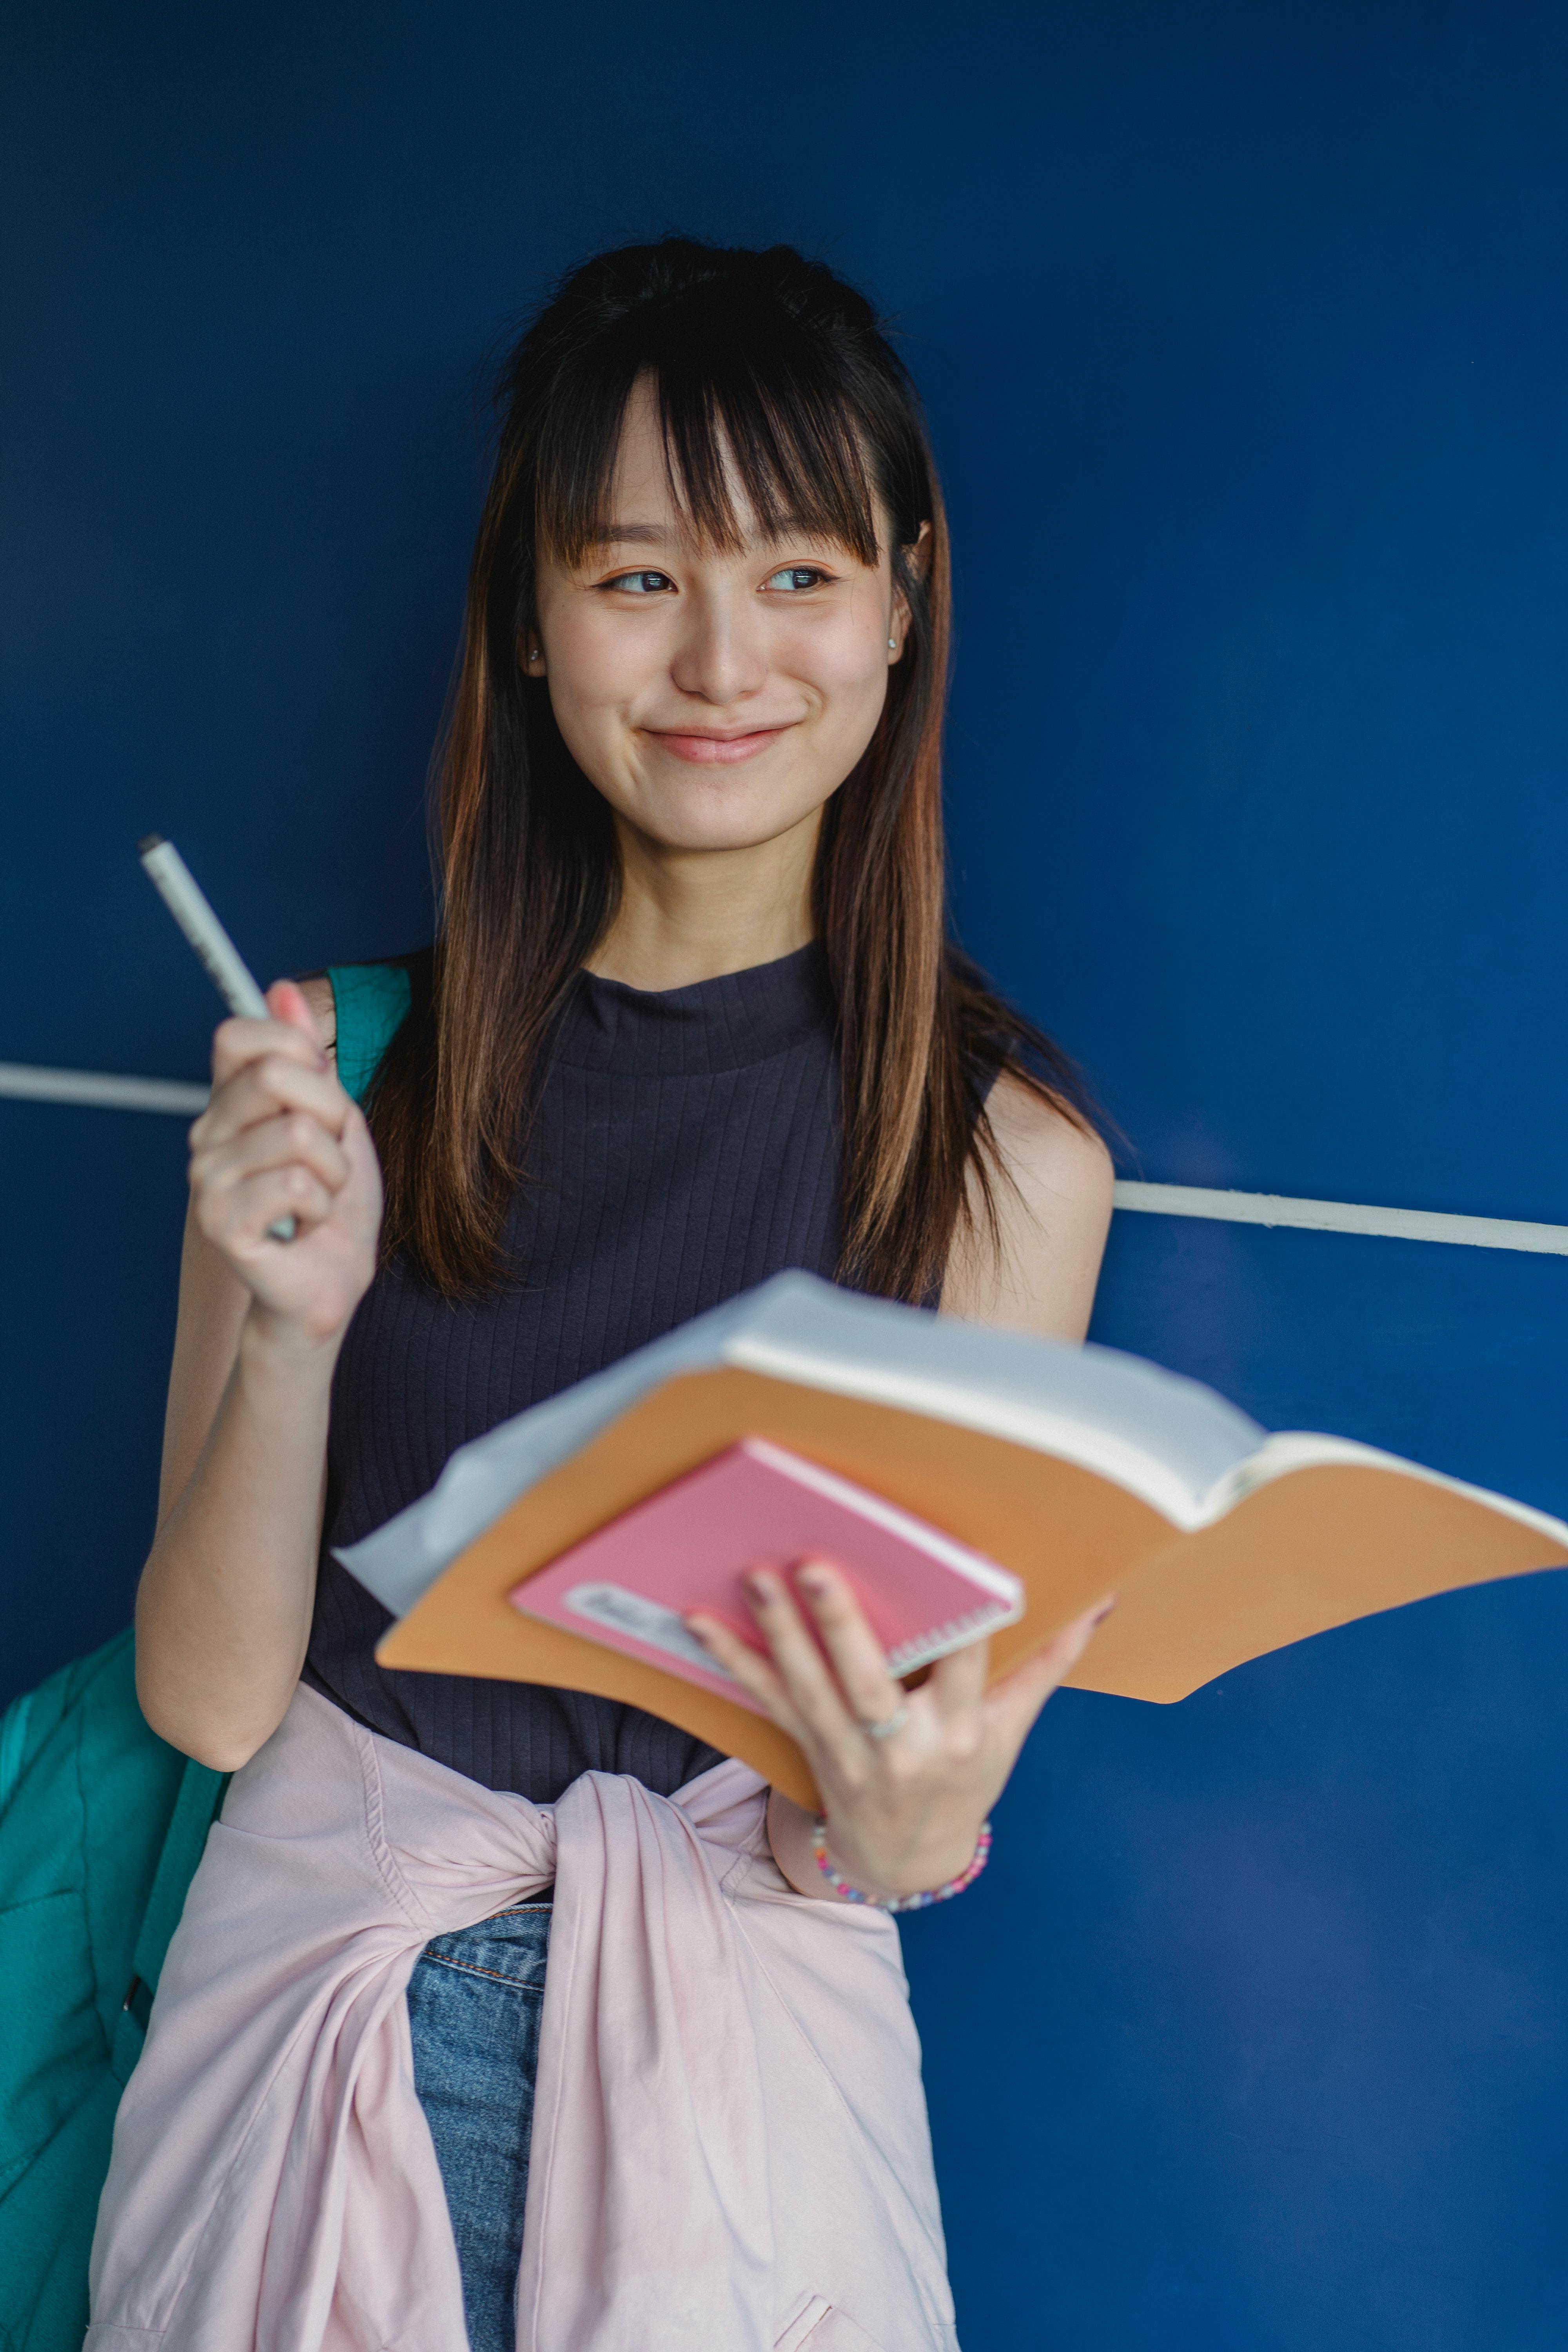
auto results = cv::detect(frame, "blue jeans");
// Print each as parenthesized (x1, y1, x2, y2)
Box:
(406, 1901, 553, 2352)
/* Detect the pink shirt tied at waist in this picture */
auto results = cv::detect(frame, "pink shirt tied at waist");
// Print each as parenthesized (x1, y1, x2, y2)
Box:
(87, 1684, 959, 2352)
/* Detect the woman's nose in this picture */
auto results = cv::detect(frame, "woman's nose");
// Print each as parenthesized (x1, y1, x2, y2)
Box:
(668, 591, 768, 705)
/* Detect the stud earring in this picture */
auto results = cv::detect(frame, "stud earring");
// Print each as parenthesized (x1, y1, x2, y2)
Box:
(887, 637, 898, 652)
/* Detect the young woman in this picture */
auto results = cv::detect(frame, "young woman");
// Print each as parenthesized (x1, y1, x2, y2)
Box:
(91, 241, 1114, 2352)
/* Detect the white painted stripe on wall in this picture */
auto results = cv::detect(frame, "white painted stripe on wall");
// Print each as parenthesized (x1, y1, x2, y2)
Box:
(1112, 1181, 1568, 1257)
(0, 1062, 209, 1116)
(3, 1062, 1566, 1256)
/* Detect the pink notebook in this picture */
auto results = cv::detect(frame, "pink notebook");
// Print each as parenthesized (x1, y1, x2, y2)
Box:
(506, 1436, 1025, 1717)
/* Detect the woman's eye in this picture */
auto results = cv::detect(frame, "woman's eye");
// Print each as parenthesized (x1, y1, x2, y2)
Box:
(607, 570, 675, 594)
(763, 566, 828, 593)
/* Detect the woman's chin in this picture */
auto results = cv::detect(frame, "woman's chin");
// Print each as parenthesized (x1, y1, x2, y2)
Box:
(610, 779, 831, 857)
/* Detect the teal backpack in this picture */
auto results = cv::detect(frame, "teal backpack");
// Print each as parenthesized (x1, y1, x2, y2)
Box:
(0, 962, 410, 2352)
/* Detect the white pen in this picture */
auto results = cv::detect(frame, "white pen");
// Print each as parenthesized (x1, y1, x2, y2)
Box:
(138, 834, 297, 1241)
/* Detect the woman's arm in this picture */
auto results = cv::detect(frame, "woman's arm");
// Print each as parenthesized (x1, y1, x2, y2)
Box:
(134, 976, 383, 1773)
(706, 1084, 1116, 1901)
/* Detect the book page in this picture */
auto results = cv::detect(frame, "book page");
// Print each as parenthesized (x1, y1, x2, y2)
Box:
(1067, 1459, 1568, 1702)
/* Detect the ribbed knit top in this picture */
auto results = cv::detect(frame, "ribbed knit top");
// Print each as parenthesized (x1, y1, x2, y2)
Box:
(304, 942, 842, 1802)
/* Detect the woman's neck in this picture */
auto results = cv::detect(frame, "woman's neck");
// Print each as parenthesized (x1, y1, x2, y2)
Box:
(585, 806, 821, 991)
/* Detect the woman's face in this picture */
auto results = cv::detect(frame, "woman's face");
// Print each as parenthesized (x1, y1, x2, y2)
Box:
(530, 378, 910, 857)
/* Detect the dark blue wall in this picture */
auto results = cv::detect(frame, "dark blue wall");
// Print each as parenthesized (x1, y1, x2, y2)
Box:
(5, 4, 1566, 2345)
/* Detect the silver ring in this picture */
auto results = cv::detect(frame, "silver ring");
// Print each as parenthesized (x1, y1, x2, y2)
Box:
(861, 1704, 909, 1742)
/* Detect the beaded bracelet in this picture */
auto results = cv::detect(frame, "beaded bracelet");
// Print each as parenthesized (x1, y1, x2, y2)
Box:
(810, 1815, 993, 1912)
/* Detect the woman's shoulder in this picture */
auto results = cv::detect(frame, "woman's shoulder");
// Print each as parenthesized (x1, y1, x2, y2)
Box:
(986, 1069, 1113, 1203)
(942, 1074, 1114, 1343)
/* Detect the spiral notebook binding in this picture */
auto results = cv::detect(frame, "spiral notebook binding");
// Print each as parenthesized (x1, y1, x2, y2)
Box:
(884, 1594, 1024, 1678)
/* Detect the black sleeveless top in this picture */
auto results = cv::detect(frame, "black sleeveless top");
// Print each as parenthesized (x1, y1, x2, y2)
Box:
(304, 942, 842, 1802)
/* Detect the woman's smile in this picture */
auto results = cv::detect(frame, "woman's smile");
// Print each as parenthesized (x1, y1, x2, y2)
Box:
(642, 723, 797, 764)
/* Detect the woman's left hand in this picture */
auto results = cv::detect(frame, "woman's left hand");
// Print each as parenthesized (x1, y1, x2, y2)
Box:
(688, 1565, 1114, 1903)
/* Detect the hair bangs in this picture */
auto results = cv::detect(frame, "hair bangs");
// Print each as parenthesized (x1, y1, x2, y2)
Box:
(656, 341, 881, 564)
(534, 292, 882, 570)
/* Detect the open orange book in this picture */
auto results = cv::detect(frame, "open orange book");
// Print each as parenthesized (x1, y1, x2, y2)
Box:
(341, 1273, 1568, 1810)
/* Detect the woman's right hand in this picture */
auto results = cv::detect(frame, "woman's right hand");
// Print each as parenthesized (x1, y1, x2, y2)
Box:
(187, 977, 383, 1345)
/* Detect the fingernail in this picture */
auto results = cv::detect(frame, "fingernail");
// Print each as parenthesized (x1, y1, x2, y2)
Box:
(1093, 1597, 1119, 1625)
(795, 1565, 830, 1597)
(746, 1570, 773, 1602)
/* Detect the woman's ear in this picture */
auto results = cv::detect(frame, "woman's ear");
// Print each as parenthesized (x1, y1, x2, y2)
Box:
(516, 628, 546, 676)
(888, 520, 933, 659)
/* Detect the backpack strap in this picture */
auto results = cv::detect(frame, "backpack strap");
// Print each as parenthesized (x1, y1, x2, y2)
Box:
(327, 960, 413, 1105)
(0, 1686, 33, 1820)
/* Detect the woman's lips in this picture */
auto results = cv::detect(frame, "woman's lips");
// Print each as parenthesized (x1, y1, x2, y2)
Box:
(646, 727, 790, 765)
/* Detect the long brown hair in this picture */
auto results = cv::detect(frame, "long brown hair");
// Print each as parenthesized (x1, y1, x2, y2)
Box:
(371, 238, 1093, 1302)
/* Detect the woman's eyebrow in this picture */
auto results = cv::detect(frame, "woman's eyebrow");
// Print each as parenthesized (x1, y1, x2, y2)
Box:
(587, 517, 844, 552)
(586, 521, 670, 548)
